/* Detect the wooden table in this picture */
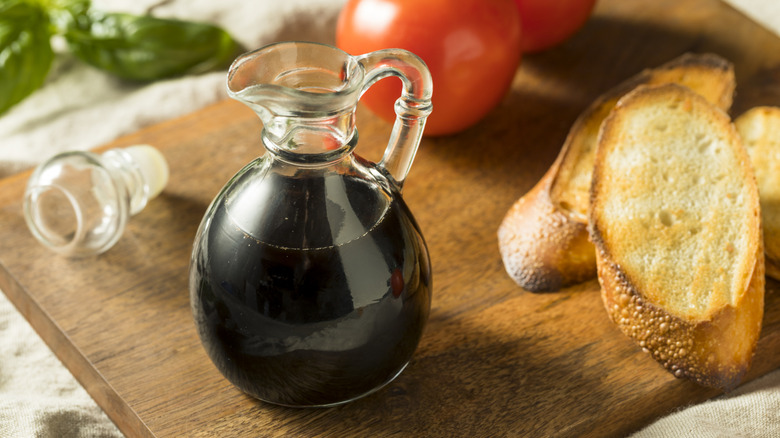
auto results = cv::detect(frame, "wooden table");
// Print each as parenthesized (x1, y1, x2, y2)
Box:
(2, 0, 780, 436)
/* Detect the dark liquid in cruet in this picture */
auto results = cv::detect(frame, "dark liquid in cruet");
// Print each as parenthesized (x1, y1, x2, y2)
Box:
(190, 172, 431, 407)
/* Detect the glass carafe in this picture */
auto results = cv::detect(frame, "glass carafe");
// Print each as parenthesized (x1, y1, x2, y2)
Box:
(189, 41, 433, 407)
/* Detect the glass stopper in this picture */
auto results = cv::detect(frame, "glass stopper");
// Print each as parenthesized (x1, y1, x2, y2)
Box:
(23, 145, 169, 257)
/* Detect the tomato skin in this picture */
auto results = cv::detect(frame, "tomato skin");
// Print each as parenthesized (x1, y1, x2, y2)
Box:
(515, 0, 597, 53)
(336, 0, 522, 136)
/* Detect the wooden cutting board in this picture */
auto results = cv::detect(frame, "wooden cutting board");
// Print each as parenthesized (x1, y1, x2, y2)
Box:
(2, 0, 780, 436)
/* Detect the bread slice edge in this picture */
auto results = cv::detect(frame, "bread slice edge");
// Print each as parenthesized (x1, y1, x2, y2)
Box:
(589, 83, 764, 391)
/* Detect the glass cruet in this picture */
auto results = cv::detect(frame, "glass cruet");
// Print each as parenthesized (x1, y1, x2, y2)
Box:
(188, 41, 433, 407)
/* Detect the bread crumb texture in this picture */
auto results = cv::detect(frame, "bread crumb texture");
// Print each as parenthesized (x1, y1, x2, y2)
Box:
(594, 86, 757, 319)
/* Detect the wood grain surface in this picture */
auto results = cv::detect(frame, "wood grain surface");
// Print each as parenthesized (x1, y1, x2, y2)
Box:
(2, 0, 780, 436)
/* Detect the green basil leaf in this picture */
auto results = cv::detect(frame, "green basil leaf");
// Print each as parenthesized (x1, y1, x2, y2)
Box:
(46, 0, 91, 32)
(0, 0, 54, 115)
(65, 11, 242, 81)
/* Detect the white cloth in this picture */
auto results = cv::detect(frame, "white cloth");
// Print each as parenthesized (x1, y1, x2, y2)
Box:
(631, 370, 780, 438)
(0, 292, 123, 438)
(1, 0, 779, 437)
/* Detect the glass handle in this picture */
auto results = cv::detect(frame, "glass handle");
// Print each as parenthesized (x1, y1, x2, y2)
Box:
(356, 49, 433, 190)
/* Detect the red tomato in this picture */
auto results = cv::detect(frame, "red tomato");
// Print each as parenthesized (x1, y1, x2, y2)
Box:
(514, 0, 597, 53)
(336, 0, 522, 136)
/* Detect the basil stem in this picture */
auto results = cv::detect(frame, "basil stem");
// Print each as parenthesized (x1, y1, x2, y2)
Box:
(64, 11, 242, 81)
(0, 0, 54, 115)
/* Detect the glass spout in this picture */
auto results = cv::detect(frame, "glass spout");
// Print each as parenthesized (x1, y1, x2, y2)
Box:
(227, 42, 362, 158)
(227, 41, 432, 187)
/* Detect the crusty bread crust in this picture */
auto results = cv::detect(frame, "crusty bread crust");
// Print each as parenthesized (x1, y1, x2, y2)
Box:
(736, 106, 780, 280)
(498, 53, 736, 292)
(497, 172, 595, 291)
(590, 84, 764, 391)
(595, 240, 764, 391)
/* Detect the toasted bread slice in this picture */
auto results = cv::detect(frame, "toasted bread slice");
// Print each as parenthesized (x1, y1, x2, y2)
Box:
(736, 106, 780, 279)
(498, 53, 735, 291)
(590, 84, 764, 391)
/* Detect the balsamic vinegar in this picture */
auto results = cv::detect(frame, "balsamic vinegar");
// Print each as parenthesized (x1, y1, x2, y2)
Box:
(190, 169, 431, 406)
